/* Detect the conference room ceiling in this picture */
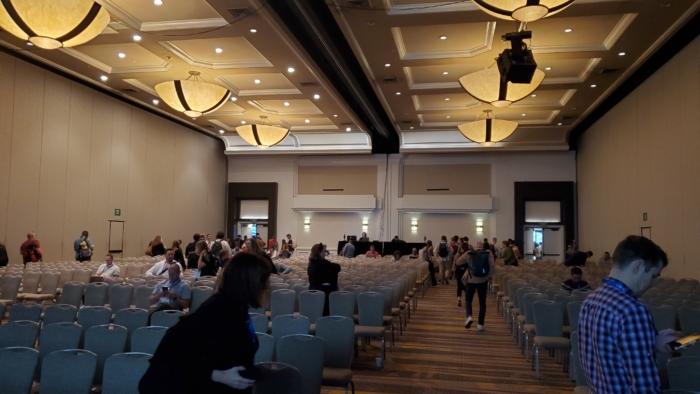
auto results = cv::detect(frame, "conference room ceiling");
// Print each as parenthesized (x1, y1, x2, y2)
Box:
(0, 0, 698, 153)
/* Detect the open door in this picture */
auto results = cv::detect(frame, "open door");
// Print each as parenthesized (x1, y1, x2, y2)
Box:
(541, 226, 565, 262)
(108, 220, 125, 257)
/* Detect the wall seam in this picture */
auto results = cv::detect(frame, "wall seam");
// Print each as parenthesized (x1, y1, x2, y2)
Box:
(3, 57, 16, 244)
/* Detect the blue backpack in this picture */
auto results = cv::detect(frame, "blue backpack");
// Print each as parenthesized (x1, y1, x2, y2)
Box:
(467, 250, 490, 277)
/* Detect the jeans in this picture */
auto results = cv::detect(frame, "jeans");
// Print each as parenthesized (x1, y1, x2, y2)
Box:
(427, 261, 437, 286)
(455, 268, 467, 298)
(465, 281, 488, 325)
(439, 260, 451, 283)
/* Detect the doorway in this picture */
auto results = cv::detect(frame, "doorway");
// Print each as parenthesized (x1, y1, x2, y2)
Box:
(524, 225, 565, 262)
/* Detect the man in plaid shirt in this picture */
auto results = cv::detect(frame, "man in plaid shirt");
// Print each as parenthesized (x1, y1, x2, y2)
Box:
(579, 236, 677, 393)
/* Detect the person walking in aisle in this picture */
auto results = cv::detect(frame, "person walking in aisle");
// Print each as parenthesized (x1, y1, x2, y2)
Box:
(463, 241, 494, 331)
(20, 232, 42, 264)
(74, 231, 94, 262)
(421, 241, 438, 287)
(454, 241, 469, 307)
(436, 236, 453, 285)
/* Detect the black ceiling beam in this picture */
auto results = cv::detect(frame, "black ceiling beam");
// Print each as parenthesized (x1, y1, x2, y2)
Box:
(568, 10, 700, 150)
(265, 0, 400, 154)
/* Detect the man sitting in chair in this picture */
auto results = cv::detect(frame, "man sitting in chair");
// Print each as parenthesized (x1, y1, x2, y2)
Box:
(96, 254, 120, 278)
(148, 264, 191, 321)
(562, 267, 591, 293)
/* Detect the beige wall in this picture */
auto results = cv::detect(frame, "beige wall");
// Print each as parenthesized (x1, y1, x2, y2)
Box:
(0, 53, 227, 262)
(577, 36, 700, 279)
(403, 164, 491, 195)
(297, 165, 377, 196)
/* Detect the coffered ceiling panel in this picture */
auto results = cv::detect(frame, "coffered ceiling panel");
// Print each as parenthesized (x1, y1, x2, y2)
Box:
(216, 73, 302, 96)
(98, 0, 226, 31)
(248, 99, 324, 115)
(528, 14, 637, 52)
(412, 93, 481, 111)
(159, 37, 272, 69)
(68, 43, 171, 73)
(392, 22, 496, 59)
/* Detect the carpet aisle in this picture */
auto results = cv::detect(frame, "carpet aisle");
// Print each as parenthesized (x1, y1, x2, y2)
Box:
(323, 282, 575, 394)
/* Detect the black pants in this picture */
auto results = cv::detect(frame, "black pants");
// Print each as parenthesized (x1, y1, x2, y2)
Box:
(465, 281, 488, 325)
(427, 261, 438, 286)
(456, 268, 467, 298)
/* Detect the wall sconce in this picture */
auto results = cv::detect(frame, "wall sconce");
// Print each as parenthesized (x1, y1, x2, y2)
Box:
(304, 218, 310, 230)
(362, 218, 368, 232)
(476, 220, 483, 233)
(411, 219, 418, 232)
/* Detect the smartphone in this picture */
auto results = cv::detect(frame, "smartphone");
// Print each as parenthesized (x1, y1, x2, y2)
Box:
(668, 334, 700, 351)
(238, 366, 263, 381)
(162, 286, 169, 293)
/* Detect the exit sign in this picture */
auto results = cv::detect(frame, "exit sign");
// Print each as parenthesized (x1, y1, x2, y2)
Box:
(114, 209, 121, 216)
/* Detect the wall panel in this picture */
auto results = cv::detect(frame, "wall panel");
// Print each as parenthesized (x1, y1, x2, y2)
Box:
(0, 53, 16, 244)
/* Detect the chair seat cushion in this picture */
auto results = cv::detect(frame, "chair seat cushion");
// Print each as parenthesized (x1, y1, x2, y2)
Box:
(510, 308, 519, 315)
(322, 368, 353, 386)
(391, 308, 400, 316)
(517, 315, 527, 324)
(524, 324, 536, 334)
(19, 294, 54, 301)
(0, 299, 16, 306)
(534, 336, 570, 349)
(502, 296, 510, 302)
(383, 316, 394, 325)
(354, 326, 385, 337)
(496, 292, 505, 297)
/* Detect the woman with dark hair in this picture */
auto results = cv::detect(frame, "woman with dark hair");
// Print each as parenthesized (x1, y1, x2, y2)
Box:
(245, 237, 278, 275)
(197, 240, 219, 277)
(139, 252, 272, 393)
(148, 235, 166, 257)
(307, 243, 341, 316)
(172, 239, 186, 267)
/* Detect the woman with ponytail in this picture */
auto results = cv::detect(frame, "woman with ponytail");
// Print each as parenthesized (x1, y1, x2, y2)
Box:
(307, 242, 341, 316)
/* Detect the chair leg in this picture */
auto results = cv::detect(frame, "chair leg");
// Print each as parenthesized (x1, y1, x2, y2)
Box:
(390, 324, 395, 347)
(382, 337, 386, 360)
(350, 380, 355, 394)
(525, 334, 529, 361)
(534, 345, 540, 379)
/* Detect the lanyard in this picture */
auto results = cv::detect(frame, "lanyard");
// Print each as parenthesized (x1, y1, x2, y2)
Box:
(245, 310, 258, 348)
(101, 265, 111, 275)
(159, 262, 171, 275)
(603, 277, 637, 299)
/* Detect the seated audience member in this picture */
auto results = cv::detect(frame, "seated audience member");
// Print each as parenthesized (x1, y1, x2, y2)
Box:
(148, 235, 166, 257)
(278, 243, 291, 259)
(185, 233, 200, 256)
(579, 236, 675, 394)
(565, 250, 593, 267)
(146, 249, 183, 276)
(96, 254, 120, 278)
(392, 250, 402, 263)
(275, 261, 293, 275)
(365, 245, 379, 258)
(148, 264, 191, 319)
(218, 249, 231, 270)
(359, 232, 369, 242)
(323, 244, 331, 256)
(408, 248, 419, 259)
(598, 251, 612, 265)
(502, 241, 517, 266)
(562, 267, 591, 292)
(308, 243, 341, 316)
(340, 239, 355, 258)
(232, 241, 242, 255)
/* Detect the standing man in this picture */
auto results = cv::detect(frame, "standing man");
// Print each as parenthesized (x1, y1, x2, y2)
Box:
(436, 236, 453, 285)
(20, 232, 42, 265)
(565, 250, 593, 267)
(146, 249, 183, 276)
(210, 231, 231, 258)
(502, 240, 517, 266)
(73, 231, 94, 261)
(579, 236, 676, 393)
(185, 233, 200, 256)
(96, 254, 121, 278)
(340, 239, 355, 258)
(205, 234, 212, 248)
(491, 237, 499, 258)
(285, 234, 296, 255)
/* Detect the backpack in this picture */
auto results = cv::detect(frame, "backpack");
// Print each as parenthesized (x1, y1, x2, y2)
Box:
(0, 243, 8, 266)
(25, 241, 41, 262)
(437, 243, 449, 258)
(79, 247, 92, 259)
(210, 240, 223, 258)
(468, 250, 490, 277)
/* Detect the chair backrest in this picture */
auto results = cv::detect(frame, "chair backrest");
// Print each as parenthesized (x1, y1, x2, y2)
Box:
(109, 283, 134, 314)
(0, 320, 40, 348)
(130, 326, 167, 355)
(102, 352, 152, 394)
(193, 280, 216, 288)
(358, 292, 385, 327)
(0, 347, 39, 394)
(77, 306, 113, 334)
(40, 349, 97, 394)
(21, 271, 42, 293)
(84, 282, 110, 306)
(270, 283, 291, 292)
(135, 285, 156, 310)
(329, 291, 355, 319)
(0, 274, 21, 302)
(43, 304, 78, 326)
(253, 362, 303, 394)
(37, 322, 82, 378)
(343, 285, 366, 299)
(255, 333, 275, 363)
(291, 283, 310, 312)
(60, 281, 85, 308)
(251, 313, 269, 334)
(570, 331, 588, 386)
(315, 316, 355, 369)
(567, 301, 583, 332)
(272, 314, 310, 342)
(571, 289, 591, 301)
(276, 335, 325, 394)
(84, 324, 128, 384)
(545, 288, 569, 300)
(522, 293, 548, 325)
(114, 308, 149, 343)
(151, 310, 185, 328)
(271, 289, 297, 320)
(667, 356, 700, 391)
(648, 304, 677, 331)
(369, 286, 393, 316)
(73, 269, 93, 284)
(190, 286, 214, 313)
(299, 290, 325, 324)
(9, 302, 42, 322)
(553, 293, 576, 325)
(516, 286, 539, 310)
(532, 300, 564, 337)
(678, 306, 700, 336)
(38, 271, 61, 295)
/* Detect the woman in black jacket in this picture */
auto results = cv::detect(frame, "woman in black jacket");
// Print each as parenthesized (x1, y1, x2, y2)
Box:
(139, 252, 272, 393)
(307, 243, 341, 316)
(245, 238, 278, 275)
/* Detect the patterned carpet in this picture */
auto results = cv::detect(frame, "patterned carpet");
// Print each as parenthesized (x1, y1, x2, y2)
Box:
(323, 283, 575, 394)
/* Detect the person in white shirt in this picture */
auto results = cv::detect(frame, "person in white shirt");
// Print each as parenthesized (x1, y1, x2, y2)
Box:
(211, 231, 232, 257)
(146, 249, 183, 277)
(205, 234, 212, 248)
(96, 254, 120, 278)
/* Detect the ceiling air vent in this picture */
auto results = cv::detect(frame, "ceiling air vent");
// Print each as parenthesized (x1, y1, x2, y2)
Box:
(300, 82, 318, 87)
(561, 116, 574, 120)
(345, 0, 371, 9)
(340, 122, 353, 126)
(121, 88, 138, 93)
(598, 68, 620, 75)
(382, 77, 399, 84)
(401, 120, 413, 124)
(227, 8, 251, 18)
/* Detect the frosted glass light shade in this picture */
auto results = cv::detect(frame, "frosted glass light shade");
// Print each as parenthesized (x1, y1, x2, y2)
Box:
(458, 116, 518, 146)
(155, 79, 231, 118)
(472, 0, 575, 22)
(0, 0, 110, 49)
(459, 68, 544, 108)
(236, 123, 290, 149)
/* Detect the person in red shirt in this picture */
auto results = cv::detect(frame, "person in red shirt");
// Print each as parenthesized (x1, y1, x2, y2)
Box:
(365, 245, 379, 258)
(20, 231, 42, 264)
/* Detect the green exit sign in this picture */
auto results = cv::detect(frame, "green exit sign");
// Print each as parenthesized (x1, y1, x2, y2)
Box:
(114, 209, 121, 216)
(643, 213, 647, 221)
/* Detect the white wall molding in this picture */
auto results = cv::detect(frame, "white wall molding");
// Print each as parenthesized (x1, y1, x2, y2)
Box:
(397, 195, 494, 213)
(292, 195, 378, 212)
(247, 100, 323, 115)
(221, 132, 371, 155)
(143, 18, 228, 32)
(159, 41, 273, 69)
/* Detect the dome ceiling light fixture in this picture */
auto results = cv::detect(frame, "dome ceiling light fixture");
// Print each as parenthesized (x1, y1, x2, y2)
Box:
(155, 71, 231, 118)
(458, 110, 518, 146)
(236, 115, 290, 150)
(0, 0, 111, 49)
(472, 0, 575, 22)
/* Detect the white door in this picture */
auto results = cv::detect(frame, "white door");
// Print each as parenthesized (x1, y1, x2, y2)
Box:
(542, 226, 565, 262)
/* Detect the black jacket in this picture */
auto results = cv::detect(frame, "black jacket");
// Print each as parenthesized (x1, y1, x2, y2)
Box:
(139, 294, 258, 394)
(150, 243, 166, 257)
(307, 258, 340, 292)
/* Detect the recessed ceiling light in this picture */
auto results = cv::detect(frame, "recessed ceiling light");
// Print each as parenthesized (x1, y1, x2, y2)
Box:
(439, 36, 447, 40)
(250, 29, 257, 33)
(531, 94, 537, 97)
(219, 130, 224, 134)
(284, 102, 290, 106)
(254, 79, 261, 84)
(446, 116, 450, 119)
(133, 35, 141, 42)
(215, 48, 223, 53)
(396, 92, 401, 95)
(192, 118, 196, 120)
(241, 121, 246, 124)
(384, 63, 391, 67)
(287, 67, 295, 72)
(558, 123, 563, 126)
(100, 75, 108, 82)
(591, 84, 597, 88)
(545, 67, 552, 71)
(26, 41, 33, 46)
(521, 114, 526, 116)
(118, 53, 126, 58)
(410, 126, 414, 129)
(442, 71, 448, 75)
(313, 94, 320, 99)
(619, 52, 626, 56)
(444, 97, 450, 101)
(230, 97, 237, 101)
(564, 28, 572, 33)
(154, 0, 162, 5)
(305, 119, 310, 123)
(345, 127, 351, 132)
(152, 99, 159, 105)
(333, 114, 338, 117)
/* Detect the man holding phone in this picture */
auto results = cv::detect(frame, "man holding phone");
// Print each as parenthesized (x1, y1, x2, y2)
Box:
(579, 236, 677, 393)
(148, 264, 191, 321)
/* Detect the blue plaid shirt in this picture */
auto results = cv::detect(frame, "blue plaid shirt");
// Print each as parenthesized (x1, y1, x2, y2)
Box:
(578, 278, 660, 393)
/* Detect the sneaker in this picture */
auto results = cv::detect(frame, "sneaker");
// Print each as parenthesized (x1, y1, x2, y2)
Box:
(465, 316, 473, 329)
(477, 324, 484, 331)
(457, 299, 461, 307)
